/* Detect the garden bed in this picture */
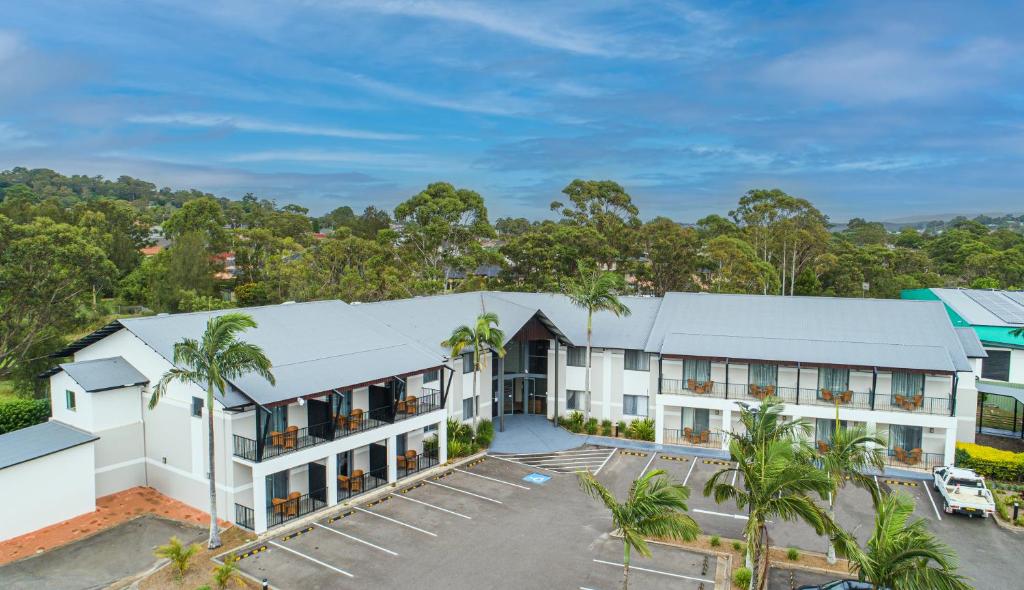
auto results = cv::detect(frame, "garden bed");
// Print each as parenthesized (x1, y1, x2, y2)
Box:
(140, 525, 257, 589)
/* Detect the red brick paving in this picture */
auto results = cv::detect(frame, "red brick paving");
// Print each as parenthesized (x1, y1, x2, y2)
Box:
(0, 486, 230, 565)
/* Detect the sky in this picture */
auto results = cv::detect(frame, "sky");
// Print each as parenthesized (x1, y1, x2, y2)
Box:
(1, 1, 1023, 222)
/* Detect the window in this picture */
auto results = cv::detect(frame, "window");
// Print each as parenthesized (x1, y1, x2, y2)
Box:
(681, 407, 710, 433)
(683, 359, 711, 382)
(623, 394, 648, 417)
(982, 349, 1011, 381)
(462, 396, 477, 419)
(815, 418, 847, 444)
(890, 370, 925, 401)
(269, 406, 288, 432)
(889, 424, 923, 452)
(624, 350, 650, 371)
(423, 369, 440, 383)
(191, 396, 203, 418)
(567, 346, 587, 367)
(424, 423, 438, 433)
(818, 367, 850, 398)
(65, 390, 76, 411)
(462, 352, 474, 374)
(748, 363, 778, 387)
(566, 389, 584, 410)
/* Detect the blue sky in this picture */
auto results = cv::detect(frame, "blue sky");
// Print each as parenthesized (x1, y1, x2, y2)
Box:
(1, 1, 1022, 221)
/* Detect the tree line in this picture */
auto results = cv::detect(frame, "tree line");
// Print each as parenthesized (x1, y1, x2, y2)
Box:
(2, 166, 1023, 389)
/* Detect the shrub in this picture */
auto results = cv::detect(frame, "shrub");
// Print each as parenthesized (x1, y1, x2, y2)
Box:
(423, 434, 439, 455)
(585, 418, 599, 435)
(447, 417, 473, 444)
(956, 442, 1024, 482)
(786, 547, 800, 561)
(211, 554, 244, 589)
(563, 411, 585, 433)
(448, 438, 478, 459)
(475, 419, 495, 448)
(731, 540, 744, 552)
(600, 419, 613, 437)
(628, 417, 656, 442)
(733, 567, 752, 587)
(0, 396, 50, 434)
(154, 536, 200, 581)
(616, 420, 628, 437)
(709, 535, 720, 547)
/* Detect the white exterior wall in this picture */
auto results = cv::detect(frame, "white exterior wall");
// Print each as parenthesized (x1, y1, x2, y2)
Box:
(0, 442, 96, 541)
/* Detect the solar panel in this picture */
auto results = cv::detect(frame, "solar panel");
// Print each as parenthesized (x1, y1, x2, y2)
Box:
(965, 290, 1024, 325)
(1005, 291, 1024, 307)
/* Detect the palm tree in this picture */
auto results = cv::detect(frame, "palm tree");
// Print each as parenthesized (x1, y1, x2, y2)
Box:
(706, 428, 838, 589)
(150, 313, 274, 549)
(731, 397, 813, 457)
(834, 491, 972, 590)
(442, 311, 505, 429)
(818, 423, 886, 564)
(564, 264, 631, 421)
(579, 469, 700, 590)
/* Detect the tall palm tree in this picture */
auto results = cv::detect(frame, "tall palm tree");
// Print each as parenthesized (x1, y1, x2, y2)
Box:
(818, 423, 886, 564)
(442, 311, 505, 429)
(150, 313, 274, 549)
(579, 469, 700, 590)
(564, 264, 631, 421)
(834, 491, 972, 590)
(732, 397, 813, 457)
(706, 434, 838, 589)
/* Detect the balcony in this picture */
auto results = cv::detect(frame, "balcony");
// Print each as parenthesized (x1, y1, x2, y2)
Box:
(884, 448, 944, 472)
(663, 428, 722, 449)
(232, 389, 444, 462)
(398, 448, 440, 477)
(337, 466, 389, 502)
(659, 379, 952, 416)
(267, 489, 328, 528)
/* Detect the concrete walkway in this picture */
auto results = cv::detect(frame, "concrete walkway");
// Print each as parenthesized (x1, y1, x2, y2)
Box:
(490, 414, 583, 453)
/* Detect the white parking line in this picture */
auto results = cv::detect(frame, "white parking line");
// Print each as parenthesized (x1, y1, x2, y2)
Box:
(923, 482, 943, 521)
(731, 468, 738, 487)
(426, 480, 503, 504)
(593, 559, 714, 584)
(694, 508, 748, 520)
(391, 492, 472, 519)
(268, 541, 354, 578)
(682, 455, 697, 486)
(496, 450, 612, 458)
(455, 468, 531, 490)
(639, 453, 657, 478)
(488, 454, 559, 474)
(593, 450, 615, 475)
(353, 506, 437, 536)
(515, 455, 612, 464)
(313, 523, 398, 556)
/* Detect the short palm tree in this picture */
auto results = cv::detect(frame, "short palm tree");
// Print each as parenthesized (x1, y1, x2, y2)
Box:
(579, 469, 700, 590)
(442, 311, 505, 429)
(818, 422, 886, 564)
(564, 264, 631, 420)
(834, 491, 972, 590)
(706, 437, 838, 590)
(154, 535, 200, 581)
(732, 397, 813, 457)
(151, 313, 274, 549)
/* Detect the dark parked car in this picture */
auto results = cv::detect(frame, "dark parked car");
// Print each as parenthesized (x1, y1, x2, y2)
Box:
(798, 581, 887, 590)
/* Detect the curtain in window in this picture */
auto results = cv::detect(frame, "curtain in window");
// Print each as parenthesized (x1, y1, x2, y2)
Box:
(567, 390, 582, 410)
(269, 406, 288, 432)
(683, 359, 711, 382)
(265, 471, 289, 505)
(818, 368, 850, 392)
(694, 408, 710, 433)
(397, 433, 408, 455)
(462, 352, 474, 373)
(815, 418, 847, 443)
(567, 347, 587, 367)
(337, 451, 351, 477)
(623, 395, 637, 415)
(889, 424, 923, 451)
(749, 363, 778, 387)
(625, 350, 650, 371)
(891, 371, 925, 400)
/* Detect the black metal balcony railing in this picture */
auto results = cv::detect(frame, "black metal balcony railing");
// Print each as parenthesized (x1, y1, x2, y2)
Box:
(399, 449, 440, 477)
(267, 489, 327, 528)
(234, 503, 255, 531)
(659, 379, 952, 416)
(884, 449, 944, 471)
(394, 390, 441, 421)
(663, 428, 721, 449)
(337, 466, 388, 502)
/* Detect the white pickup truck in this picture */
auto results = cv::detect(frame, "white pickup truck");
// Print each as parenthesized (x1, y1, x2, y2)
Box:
(932, 466, 996, 518)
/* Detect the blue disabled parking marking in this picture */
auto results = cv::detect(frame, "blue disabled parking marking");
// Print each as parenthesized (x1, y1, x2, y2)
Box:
(523, 473, 551, 484)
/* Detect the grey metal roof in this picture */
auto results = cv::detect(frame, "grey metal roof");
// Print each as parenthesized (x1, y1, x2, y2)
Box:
(954, 328, 987, 358)
(645, 292, 971, 373)
(118, 301, 444, 406)
(0, 421, 98, 470)
(59, 357, 148, 392)
(976, 379, 1024, 405)
(929, 288, 1024, 327)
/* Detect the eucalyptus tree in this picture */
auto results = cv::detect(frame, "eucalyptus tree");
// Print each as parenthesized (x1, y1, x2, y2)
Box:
(150, 313, 274, 548)
(579, 469, 700, 590)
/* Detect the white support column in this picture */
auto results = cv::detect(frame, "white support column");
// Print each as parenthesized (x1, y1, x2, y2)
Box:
(655, 402, 665, 444)
(943, 426, 957, 467)
(252, 470, 268, 534)
(720, 407, 732, 450)
(326, 453, 338, 505)
(602, 349, 613, 421)
(438, 418, 448, 464)
(387, 435, 398, 483)
(865, 421, 878, 449)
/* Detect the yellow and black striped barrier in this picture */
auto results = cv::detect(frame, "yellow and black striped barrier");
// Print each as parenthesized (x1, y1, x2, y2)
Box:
(620, 450, 647, 457)
(660, 455, 688, 462)
(466, 457, 487, 468)
(885, 479, 919, 487)
(433, 471, 454, 481)
(236, 545, 268, 560)
(365, 496, 391, 508)
(280, 526, 314, 542)
(327, 509, 355, 524)
(703, 459, 730, 466)
(400, 481, 426, 493)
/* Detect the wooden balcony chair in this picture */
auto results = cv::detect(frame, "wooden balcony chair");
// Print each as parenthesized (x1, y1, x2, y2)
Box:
(703, 380, 714, 393)
(283, 425, 298, 449)
(687, 378, 698, 391)
(894, 394, 907, 409)
(699, 430, 710, 444)
(335, 414, 347, 430)
(908, 448, 922, 465)
(405, 450, 418, 470)
(683, 427, 693, 442)
(347, 408, 363, 430)
(271, 497, 287, 516)
(285, 491, 300, 517)
(912, 393, 924, 409)
(270, 431, 284, 447)
(337, 474, 351, 492)
(840, 390, 853, 404)
(397, 454, 408, 470)
(894, 446, 907, 464)
(350, 469, 364, 493)
(821, 388, 833, 401)
(748, 384, 760, 398)
(764, 385, 775, 398)
(817, 440, 830, 454)
(405, 395, 418, 414)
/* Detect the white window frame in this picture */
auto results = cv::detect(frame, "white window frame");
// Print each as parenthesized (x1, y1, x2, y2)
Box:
(623, 394, 648, 417)
(65, 389, 76, 411)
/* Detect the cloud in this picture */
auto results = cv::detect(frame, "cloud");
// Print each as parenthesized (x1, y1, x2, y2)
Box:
(226, 149, 457, 171)
(126, 112, 416, 141)
(335, 72, 531, 116)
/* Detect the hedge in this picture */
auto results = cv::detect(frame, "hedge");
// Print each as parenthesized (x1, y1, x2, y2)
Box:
(955, 442, 1024, 482)
(0, 397, 51, 434)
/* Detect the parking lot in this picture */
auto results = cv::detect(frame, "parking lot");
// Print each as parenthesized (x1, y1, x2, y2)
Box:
(228, 448, 716, 590)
